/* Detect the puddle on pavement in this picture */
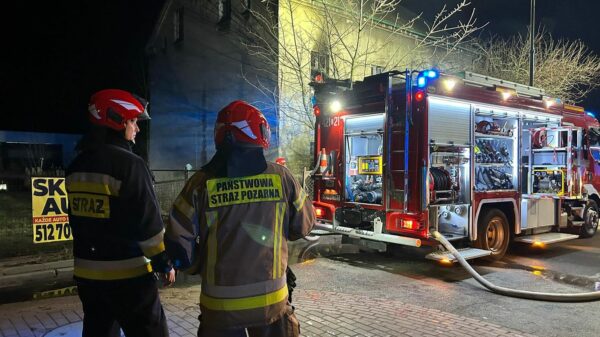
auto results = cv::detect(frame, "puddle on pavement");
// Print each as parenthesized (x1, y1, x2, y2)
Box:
(288, 234, 356, 264)
(488, 259, 598, 290)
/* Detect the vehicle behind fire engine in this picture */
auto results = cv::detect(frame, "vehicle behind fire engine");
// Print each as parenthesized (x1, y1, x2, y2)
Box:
(310, 69, 600, 261)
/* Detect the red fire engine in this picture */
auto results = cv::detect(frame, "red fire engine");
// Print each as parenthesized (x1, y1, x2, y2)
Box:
(310, 69, 600, 261)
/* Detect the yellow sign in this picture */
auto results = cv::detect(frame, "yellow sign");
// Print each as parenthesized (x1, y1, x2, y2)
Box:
(206, 174, 283, 208)
(358, 156, 383, 175)
(33, 286, 78, 300)
(31, 177, 72, 243)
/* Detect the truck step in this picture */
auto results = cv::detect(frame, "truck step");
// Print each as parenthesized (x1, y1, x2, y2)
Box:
(309, 229, 334, 235)
(569, 220, 585, 226)
(514, 232, 579, 244)
(425, 248, 491, 262)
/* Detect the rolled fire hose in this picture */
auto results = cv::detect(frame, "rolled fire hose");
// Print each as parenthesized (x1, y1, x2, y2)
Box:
(433, 231, 600, 302)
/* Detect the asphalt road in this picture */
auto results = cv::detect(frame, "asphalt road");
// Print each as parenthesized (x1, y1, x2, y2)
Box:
(290, 233, 600, 337)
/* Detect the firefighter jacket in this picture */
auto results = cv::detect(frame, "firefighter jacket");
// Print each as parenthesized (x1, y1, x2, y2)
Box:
(66, 135, 171, 282)
(167, 162, 315, 329)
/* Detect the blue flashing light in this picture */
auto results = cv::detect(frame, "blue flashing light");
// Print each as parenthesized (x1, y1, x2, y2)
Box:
(586, 111, 596, 118)
(417, 76, 427, 88)
(423, 69, 439, 79)
(311, 95, 317, 106)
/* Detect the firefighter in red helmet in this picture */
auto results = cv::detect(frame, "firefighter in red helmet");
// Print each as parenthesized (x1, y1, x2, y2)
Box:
(66, 89, 175, 337)
(275, 157, 287, 167)
(166, 100, 315, 337)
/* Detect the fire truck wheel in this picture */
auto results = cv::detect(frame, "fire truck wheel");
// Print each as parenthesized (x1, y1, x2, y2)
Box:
(580, 200, 599, 238)
(475, 209, 509, 260)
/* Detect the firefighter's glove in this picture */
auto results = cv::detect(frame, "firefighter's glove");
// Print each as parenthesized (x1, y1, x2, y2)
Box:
(286, 267, 297, 303)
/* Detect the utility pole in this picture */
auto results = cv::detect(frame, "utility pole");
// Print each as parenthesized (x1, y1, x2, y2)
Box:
(529, 0, 536, 87)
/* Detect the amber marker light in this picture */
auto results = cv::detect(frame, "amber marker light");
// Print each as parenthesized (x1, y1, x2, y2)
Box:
(531, 241, 546, 249)
(315, 207, 325, 218)
(439, 258, 453, 266)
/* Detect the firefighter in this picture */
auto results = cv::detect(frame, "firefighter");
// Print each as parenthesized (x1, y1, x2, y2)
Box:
(66, 89, 175, 337)
(166, 100, 315, 337)
(275, 157, 287, 167)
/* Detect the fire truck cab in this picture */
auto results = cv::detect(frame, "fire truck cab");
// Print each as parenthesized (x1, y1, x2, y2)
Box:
(310, 69, 600, 261)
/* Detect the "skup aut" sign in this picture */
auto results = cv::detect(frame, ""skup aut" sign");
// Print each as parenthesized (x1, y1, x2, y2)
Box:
(31, 177, 72, 243)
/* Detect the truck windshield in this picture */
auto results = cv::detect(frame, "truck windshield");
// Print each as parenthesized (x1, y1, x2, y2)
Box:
(344, 114, 384, 204)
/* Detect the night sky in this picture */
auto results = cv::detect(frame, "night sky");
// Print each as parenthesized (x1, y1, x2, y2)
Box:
(405, 0, 600, 111)
(1, 0, 164, 134)
(2, 0, 600, 135)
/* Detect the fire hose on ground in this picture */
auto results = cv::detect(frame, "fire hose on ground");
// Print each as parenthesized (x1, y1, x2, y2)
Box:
(432, 231, 600, 302)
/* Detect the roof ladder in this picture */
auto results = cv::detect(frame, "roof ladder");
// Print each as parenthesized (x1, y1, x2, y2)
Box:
(458, 71, 546, 98)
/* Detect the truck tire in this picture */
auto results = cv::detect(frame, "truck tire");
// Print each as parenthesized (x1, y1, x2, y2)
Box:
(580, 200, 599, 238)
(475, 209, 509, 260)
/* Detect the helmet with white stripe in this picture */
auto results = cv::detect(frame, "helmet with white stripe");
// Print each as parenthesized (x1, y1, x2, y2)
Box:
(214, 100, 270, 149)
(88, 89, 150, 131)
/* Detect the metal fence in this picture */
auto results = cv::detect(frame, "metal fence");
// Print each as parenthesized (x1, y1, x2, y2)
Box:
(0, 170, 191, 263)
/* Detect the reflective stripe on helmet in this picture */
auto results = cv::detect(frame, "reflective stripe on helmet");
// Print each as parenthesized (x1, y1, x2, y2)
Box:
(231, 120, 258, 139)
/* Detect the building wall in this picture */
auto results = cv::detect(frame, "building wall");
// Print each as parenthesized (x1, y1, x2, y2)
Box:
(147, 0, 279, 170)
(277, 0, 477, 141)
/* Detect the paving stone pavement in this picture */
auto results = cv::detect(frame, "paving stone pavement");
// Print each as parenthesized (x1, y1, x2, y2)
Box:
(0, 284, 537, 337)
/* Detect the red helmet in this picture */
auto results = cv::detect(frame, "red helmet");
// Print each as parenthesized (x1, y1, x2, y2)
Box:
(88, 89, 150, 131)
(214, 100, 270, 149)
(275, 157, 287, 166)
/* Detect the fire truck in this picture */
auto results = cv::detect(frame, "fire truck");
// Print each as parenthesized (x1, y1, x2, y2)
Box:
(309, 69, 600, 261)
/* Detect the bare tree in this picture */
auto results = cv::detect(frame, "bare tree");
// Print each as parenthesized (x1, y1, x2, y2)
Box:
(473, 29, 600, 104)
(243, 0, 482, 173)
(245, 0, 481, 128)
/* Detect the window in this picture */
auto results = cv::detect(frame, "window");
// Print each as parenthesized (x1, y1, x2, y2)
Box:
(371, 65, 384, 75)
(311, 51, 329, 76)
(174, 7, 184, 43)
(344, 115, 385, 204)
(218, 0, 232, 24)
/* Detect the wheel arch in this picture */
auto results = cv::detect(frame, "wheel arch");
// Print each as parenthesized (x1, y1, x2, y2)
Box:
(473, 199, 518, 242)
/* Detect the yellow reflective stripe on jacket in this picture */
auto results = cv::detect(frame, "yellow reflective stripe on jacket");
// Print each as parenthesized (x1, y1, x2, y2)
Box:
(206, 211, 219, 285)
(273, 202, 286, 279)
(200, 284, 288, 311)
(293, 189, 307, 211)
(66, 172, 121, 196)
(173, 195, 195, 220)
(201, 276, 286, 298)
(74, 257, 152, 280)
(138, 229, 166, 257)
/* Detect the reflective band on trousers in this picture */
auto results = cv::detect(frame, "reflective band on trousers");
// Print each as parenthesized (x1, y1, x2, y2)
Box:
(200, 284, 288, 311)
(201, 276, 286, 299)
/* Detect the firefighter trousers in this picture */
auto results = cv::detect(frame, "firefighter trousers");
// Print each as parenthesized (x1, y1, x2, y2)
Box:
(197, 304, 300, 337)
(76, 274, 169, 337)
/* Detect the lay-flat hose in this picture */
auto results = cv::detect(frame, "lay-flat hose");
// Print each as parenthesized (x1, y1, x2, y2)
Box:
(433, 231, 600, 302)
